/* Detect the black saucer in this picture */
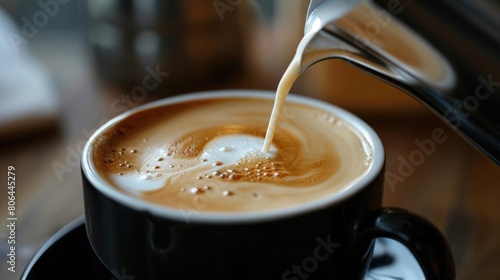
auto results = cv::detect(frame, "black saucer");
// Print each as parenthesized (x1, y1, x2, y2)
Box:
(22, 216, 424, 280)
(21, 216, 113, 280)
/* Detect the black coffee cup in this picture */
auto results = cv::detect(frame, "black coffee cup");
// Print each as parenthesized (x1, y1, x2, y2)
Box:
(81, 90, 455, 279)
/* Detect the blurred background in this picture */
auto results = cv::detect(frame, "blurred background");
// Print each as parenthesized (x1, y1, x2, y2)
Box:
(0, 1, 498, 279)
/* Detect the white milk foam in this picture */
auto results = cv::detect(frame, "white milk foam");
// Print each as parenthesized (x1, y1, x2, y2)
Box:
(202, 134, 277, 164)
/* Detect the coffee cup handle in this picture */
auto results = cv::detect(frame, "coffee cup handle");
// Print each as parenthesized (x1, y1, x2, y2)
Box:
(347, 207, 456, 280)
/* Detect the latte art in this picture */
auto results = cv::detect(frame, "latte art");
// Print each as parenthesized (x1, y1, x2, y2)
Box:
(93, 97, 372, 212)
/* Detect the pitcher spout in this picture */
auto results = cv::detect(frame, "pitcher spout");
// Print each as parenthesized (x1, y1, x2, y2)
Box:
(300, 0, 456, 90)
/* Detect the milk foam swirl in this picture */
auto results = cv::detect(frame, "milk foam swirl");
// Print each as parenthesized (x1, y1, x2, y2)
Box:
(93, 97, 372, 212)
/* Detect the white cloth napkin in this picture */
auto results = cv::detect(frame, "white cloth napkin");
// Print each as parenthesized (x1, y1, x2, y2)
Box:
(0, 7, 60, 140)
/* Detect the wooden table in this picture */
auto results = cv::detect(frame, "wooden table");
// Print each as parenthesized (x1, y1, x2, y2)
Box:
(0, 44, 499, 280)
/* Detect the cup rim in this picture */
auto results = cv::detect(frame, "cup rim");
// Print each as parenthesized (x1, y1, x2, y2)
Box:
(81, 89, 385, 224)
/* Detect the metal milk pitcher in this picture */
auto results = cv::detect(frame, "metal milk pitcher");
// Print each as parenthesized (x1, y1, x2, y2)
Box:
(300, 0, 500, 164)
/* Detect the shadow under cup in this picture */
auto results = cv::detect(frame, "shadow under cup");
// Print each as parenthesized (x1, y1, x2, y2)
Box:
(81, 90, 455, 280)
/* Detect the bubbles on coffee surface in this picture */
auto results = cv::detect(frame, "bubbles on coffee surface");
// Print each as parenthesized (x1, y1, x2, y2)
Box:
(195, 159, 290, 183)
(219, 159, 289, 182)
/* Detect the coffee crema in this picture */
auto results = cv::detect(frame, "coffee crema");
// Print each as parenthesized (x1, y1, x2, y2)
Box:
(92, 97, 372, 212)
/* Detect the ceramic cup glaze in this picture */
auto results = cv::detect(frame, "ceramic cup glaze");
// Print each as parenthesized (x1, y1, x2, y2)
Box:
(81, 90, 455, 280)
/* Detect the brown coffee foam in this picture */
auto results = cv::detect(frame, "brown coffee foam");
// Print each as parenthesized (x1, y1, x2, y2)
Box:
(92, 97, 371, 212)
